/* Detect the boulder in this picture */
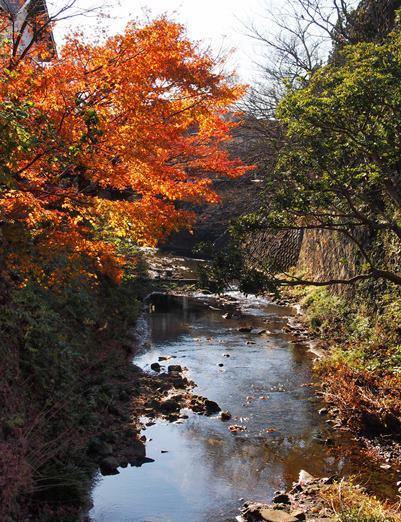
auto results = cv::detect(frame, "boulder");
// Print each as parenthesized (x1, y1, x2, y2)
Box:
(273, 493, 291, 505)
(107, 403, 124, 417)
(361, 412, 384, 434)
(220, 410, 232, 421)
(119, 390, 131, 402)
(298, 469, 316, 484)
(101, 431, 117, 443)
(159, 398, 180, 413)
(259, 510, 297, 522)
(169, 372, 186, 388)
(168, 365, 182, 373)
(130, 439, 146, 458)
(136, 456, 155, 466)
(322, 475, 337, 485)
(151, 362, 161, 372)
(243, 504, 298, 522)
(123, 440, 147, 466)
(205, 399, 221, 414)
(99, 456, 120, 476)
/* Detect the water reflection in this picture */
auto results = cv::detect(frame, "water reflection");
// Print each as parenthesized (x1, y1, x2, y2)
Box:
(90, 293, 397, 522)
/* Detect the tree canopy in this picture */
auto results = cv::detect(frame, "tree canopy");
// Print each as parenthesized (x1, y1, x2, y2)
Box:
(249, 28, 401, 286)
(0, 17, 249, 286)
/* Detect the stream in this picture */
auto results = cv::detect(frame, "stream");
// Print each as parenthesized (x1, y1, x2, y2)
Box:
(89, 289, 397, 522)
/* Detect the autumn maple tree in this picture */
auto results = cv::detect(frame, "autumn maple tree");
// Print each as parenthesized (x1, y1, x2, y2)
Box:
(0, 16, 248, 285)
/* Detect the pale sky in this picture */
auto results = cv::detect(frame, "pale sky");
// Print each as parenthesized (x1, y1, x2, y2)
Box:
(50, 0, 283, 82)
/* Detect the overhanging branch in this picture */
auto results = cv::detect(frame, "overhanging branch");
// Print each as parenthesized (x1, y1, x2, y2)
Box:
(273, 268, 401, 287)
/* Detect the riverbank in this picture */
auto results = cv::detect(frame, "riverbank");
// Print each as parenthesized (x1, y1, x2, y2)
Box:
(280, 285, 401, 474)
(8, 249, 400, 521)
(0, 252, 152, 522)
(240, 470, 401, 522)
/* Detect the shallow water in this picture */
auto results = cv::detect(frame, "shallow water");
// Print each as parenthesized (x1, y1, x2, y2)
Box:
(90, 292, 397, 522)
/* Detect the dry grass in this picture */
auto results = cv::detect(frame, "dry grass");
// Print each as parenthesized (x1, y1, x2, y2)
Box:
(321, 480, 401, 522)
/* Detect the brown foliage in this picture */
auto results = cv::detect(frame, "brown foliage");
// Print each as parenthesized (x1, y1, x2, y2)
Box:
(318, 362, 401, 435)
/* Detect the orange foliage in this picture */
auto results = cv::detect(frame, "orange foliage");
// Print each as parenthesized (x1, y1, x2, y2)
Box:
(0, 17, 250, 285)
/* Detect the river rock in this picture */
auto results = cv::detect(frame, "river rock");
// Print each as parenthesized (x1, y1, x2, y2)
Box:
(243, 504, 298, 522)
(123, 440, 147, 466)
(298, 469, 316, 484)
(159, 398, 180, 413)
(168, 365, 182, 373)
(220, 410, 232, 421)
(151, 362, 161, 372)
(273, 493, 291, 505)
(99, 456, 120, 475)
(205, 399, 221, 414)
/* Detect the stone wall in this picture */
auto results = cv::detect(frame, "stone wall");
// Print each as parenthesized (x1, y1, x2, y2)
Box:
(296, 230, 362, 295)
(242, 228, 361, 296)
(243, 230, 303, 272)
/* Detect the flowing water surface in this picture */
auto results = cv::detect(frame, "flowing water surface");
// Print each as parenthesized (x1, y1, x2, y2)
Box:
(90, 291, 396, 522)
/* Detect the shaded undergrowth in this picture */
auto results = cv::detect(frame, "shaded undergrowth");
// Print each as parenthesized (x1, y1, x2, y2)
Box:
(0, 254, 150, 521)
